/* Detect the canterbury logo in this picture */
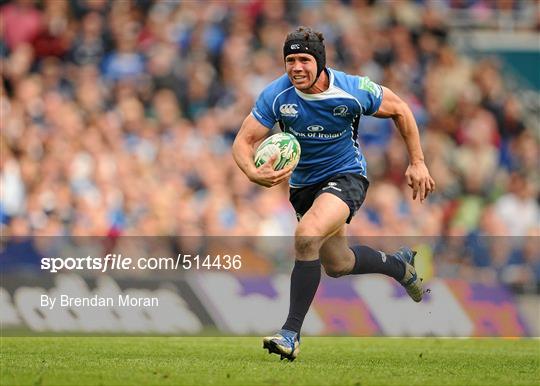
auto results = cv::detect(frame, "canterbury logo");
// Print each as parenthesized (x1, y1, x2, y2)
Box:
(280, 104, 298, 116)
(290, 44, 300, 49)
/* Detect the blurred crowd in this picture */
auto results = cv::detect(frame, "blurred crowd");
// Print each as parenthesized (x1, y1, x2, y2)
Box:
(0, 0, 539, 290)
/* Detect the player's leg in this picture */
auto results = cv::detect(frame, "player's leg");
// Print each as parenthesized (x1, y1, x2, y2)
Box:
(316, 175, 423, 302)
(283, 192, 349, 329)
(320, 234, 423, 302)
(263, 192, 348, 361)
(319, 228, 422, 300)
(320, 228, 406, 281)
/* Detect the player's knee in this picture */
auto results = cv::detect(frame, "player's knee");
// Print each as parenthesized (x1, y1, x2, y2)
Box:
(294, 224, 323, 258)
(294, 236, 321, 258)
(323, 264, 348, 278)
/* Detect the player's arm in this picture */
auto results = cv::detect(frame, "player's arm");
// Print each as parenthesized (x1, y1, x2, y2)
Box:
(232, 114, 293, 188)
(374, 86, 435, 201)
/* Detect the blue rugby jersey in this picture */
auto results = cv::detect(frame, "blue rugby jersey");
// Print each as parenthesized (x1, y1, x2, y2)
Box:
(251, 68, 383, 187)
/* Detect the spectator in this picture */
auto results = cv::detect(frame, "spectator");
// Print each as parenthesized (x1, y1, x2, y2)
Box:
(1, 0, 43, 51)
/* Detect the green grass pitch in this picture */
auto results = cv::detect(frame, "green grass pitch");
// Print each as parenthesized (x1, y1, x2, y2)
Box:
(1, 337, 538, 385)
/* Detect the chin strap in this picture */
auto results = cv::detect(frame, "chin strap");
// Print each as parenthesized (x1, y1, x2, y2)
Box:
(307, 68, 325, 90)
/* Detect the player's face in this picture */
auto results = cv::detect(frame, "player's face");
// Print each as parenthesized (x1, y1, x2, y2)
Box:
(285, 54, 317, 91)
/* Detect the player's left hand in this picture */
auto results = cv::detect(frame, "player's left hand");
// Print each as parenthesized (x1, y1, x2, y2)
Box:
(405, 162, 435, 202)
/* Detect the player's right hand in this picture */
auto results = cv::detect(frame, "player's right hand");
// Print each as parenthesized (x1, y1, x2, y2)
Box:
(248, 154, 294, 188)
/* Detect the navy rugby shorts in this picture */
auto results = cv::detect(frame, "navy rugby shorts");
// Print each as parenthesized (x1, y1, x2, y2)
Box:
(289, 173, 369, 224)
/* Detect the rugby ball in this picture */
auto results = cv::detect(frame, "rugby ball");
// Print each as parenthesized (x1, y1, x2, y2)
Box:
(254, 132, 301, 170)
